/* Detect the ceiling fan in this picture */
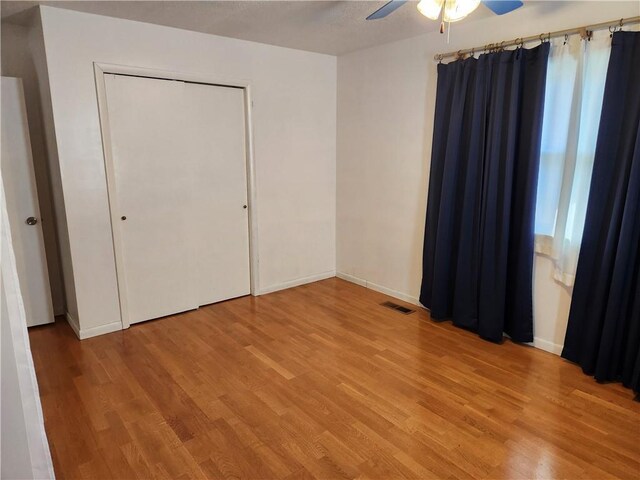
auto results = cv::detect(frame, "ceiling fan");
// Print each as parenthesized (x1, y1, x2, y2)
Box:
(367, 0, 523, 23)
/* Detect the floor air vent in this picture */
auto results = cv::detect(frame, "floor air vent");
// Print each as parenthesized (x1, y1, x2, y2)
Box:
(381, 301, 415, 315)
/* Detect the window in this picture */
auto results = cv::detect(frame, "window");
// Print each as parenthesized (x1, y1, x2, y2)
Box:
(534, 30, 611, 287)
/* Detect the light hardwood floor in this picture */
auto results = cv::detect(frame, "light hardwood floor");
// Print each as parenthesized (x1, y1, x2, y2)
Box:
(29, 278, 640, 479)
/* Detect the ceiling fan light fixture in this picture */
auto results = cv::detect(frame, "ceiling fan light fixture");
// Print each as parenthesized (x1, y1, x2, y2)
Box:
(443, 0, 481, 22)
(417, 0, 444, 20)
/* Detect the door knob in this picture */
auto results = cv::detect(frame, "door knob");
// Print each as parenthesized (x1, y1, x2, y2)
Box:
(26, 216, 38, 226)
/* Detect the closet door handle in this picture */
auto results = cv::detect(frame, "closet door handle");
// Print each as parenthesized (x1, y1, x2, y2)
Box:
(26, 216, 38, 225)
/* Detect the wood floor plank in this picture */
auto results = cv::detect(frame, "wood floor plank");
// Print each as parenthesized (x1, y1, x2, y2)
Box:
(28, 278, 640, 479)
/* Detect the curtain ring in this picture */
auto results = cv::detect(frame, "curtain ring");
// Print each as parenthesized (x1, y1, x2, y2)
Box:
(609, 24, 615, 37)
(471, 48, 475, 58)
(539, 33, 544, 44)
(499, 41, 505, 51)
(515, 37, 523, 49)
(438, 54, 443, 64)
(563, 33, 568, 45)
(547, 32, 551, 42)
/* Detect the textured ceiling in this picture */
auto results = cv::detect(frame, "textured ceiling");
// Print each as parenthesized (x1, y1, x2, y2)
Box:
(1, 0, 499, 55)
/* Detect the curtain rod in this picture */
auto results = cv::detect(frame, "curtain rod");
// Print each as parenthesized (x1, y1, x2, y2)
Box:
(434, 15, 640, 61)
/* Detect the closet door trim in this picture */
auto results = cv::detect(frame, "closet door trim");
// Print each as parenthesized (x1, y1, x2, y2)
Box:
(93, 62, 259, 330)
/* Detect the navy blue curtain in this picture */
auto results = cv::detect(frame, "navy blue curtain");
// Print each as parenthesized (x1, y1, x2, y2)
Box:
(562, 31, 640, 395)
(420, 44, 550, 343)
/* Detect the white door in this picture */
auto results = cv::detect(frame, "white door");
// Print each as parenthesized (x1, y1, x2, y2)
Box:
(104, 74, 198, 324)
(185, 83, 251, 305)
(1, 77, 54, 327)
(103, 74, 251, 325)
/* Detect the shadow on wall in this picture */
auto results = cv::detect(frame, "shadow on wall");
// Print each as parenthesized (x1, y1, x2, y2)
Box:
(1, 19, 65, 315)
(412, 56, 438, 304)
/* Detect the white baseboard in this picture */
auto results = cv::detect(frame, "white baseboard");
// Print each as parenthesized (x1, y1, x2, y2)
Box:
(533, 337, 563, 356)
(66, 272, 565, 356)
(365, 280, 420, 306)
(65, 270, 337, 339)
(65, 312, 81, 338)
(65, 312, 122, 340)
(336, 272, 420, 305)
(258, 270, 336, 295)
(335, 271, 366, 287)
(337, 272, 564, 356)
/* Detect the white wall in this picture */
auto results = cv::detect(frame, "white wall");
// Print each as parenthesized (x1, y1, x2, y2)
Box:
(1, 21, 65, 316)
(337, 1, 639, 354)
(38, 6, 336, 337)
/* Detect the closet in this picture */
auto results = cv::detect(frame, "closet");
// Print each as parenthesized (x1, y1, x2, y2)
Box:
(103, 74, 250, 325)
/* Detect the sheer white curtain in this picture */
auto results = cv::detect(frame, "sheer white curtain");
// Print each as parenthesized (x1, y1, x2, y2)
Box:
(534, 30, 611, 287)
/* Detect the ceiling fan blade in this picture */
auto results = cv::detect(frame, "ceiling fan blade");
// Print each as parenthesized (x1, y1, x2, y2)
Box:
(482, 0, 523, 15)
(366, 0, 408, 20)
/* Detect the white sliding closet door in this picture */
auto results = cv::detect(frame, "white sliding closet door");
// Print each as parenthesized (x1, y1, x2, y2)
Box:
(104, 74, 198, 324)
(185, 83, 250, 306)
(103, 74, 250, 326)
